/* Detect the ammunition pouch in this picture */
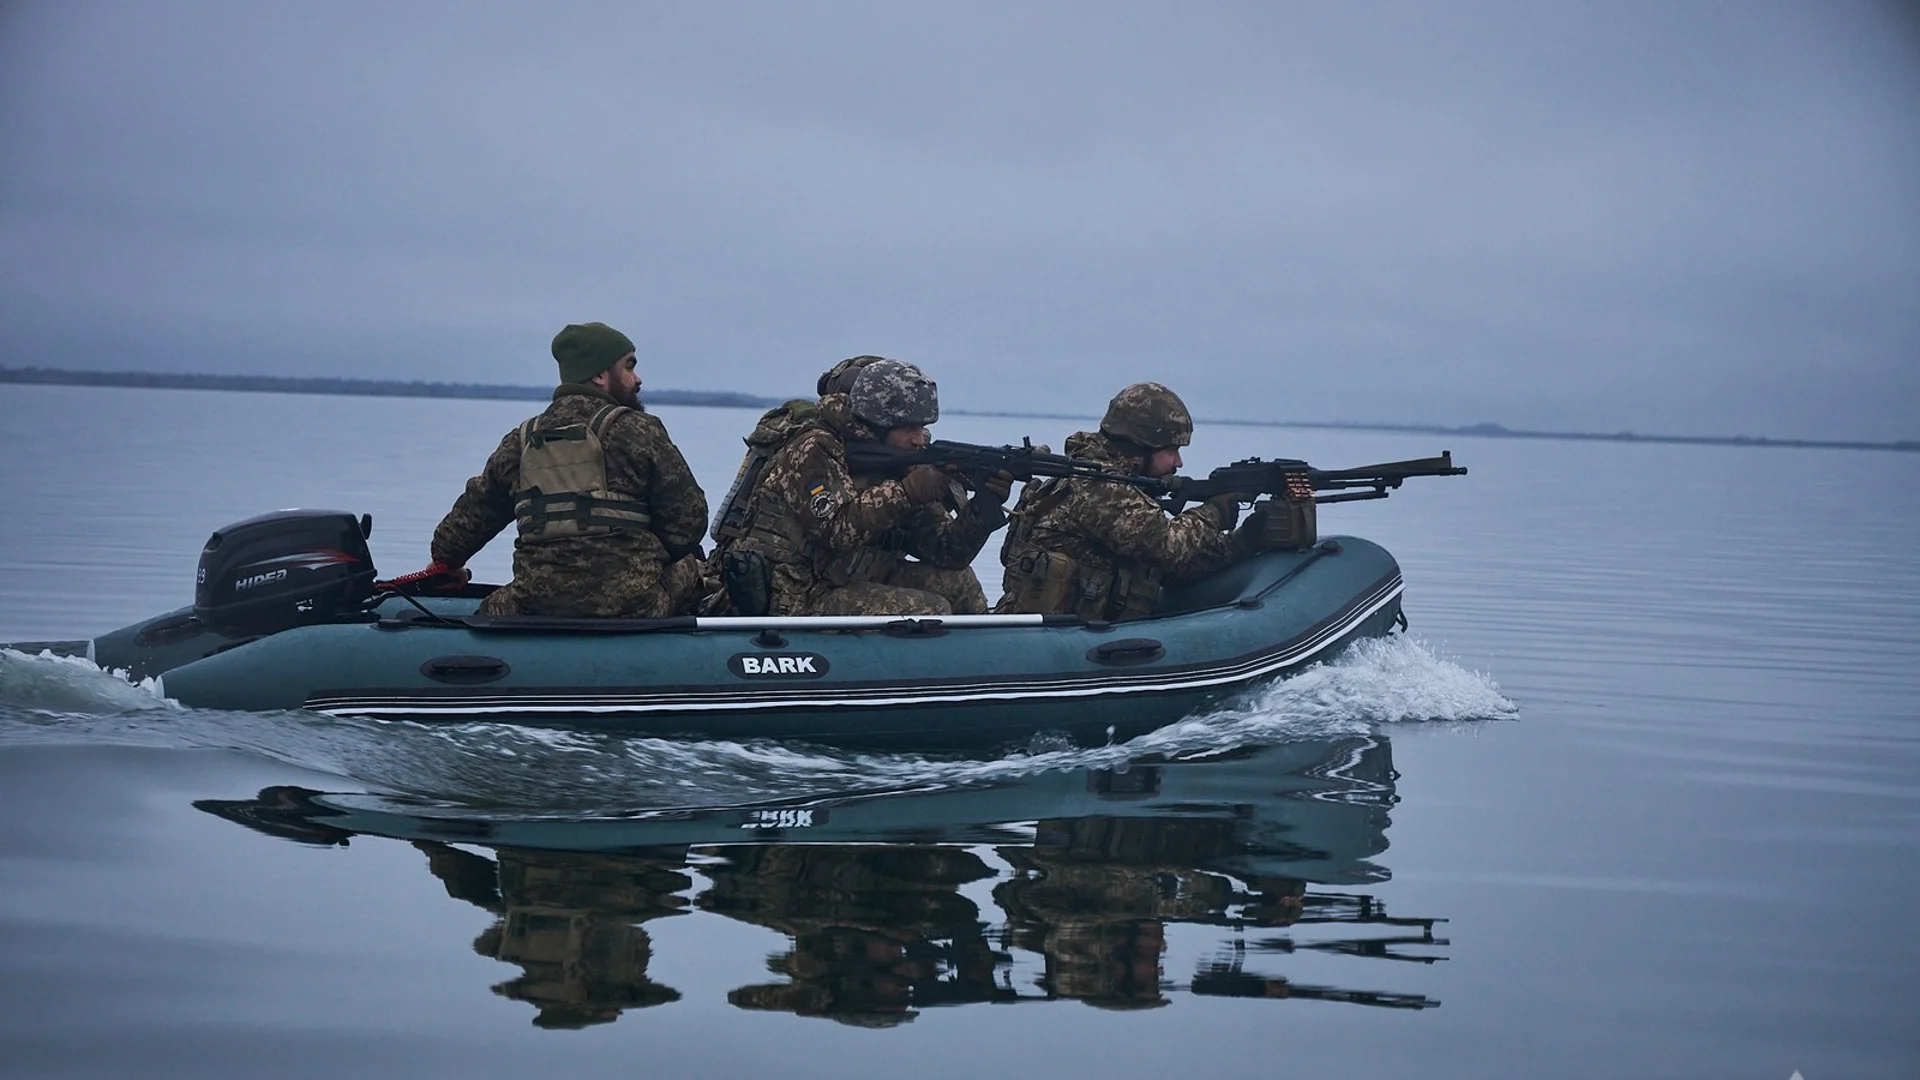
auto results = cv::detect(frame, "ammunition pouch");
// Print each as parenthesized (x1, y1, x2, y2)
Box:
(1248, 497, 1316, 551)
(1006, 547, 1160, 621)
(1008, 549, 1079, 615)
(1107, 565, 1162, 621)
(722, 549, 773, 617)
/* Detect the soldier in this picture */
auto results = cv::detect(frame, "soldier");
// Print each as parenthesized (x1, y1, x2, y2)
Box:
(695, 356, 881, 615)
(996, 382, 1258, 621)
(713, 358, 1010, 616)
(815, 353, 887, 398)
(411, 322, 709, 617)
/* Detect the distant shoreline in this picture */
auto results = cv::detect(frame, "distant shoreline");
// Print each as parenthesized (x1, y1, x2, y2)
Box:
(0, 366, 782, 411)
(3, 366, 1914, 454)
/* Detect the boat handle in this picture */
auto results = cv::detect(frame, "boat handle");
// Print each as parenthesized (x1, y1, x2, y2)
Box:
(1087, 638, 1165, 666)
(421, 655, 511, 684)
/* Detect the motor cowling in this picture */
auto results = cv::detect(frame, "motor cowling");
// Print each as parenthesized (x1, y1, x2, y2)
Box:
(193, 510, 377, 637)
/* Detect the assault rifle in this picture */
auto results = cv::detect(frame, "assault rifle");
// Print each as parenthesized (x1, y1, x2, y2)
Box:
(843, 437, 1153, 488)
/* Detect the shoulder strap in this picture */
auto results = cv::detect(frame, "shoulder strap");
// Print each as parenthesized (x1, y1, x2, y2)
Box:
(587, 403, 631, 439)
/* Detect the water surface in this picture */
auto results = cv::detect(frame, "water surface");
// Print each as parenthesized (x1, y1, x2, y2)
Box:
(1, 385, 1915, 1078)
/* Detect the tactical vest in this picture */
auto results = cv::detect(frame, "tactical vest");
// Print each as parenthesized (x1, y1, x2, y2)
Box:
(512, 404, 652, 543)
(711, 400, 817, 547)
(736, 456, 909, 588)
(724, 416, 913, 592)
(1000, 477, 1161, 621)
(811, 458, 968, 589)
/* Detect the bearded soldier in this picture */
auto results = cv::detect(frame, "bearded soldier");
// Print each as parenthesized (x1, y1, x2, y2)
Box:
(712, 358, 1010, 617)
(413, 322, 709, 618)
(996, 382, 1257, 621)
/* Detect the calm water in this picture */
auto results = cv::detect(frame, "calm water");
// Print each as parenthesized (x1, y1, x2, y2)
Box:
(1, 384, 1916, 1079)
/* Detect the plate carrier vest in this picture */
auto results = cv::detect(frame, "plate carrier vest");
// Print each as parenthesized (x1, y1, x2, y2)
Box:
(711, 401, 921, 592)
(512, 404, 652, 543)
(1000, 476, 1162, 622)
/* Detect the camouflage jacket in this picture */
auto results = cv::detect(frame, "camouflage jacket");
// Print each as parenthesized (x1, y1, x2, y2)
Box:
(731, 394, 1003, 614)
(431, 384, 708, 617)
(996, 430, 1247, 617)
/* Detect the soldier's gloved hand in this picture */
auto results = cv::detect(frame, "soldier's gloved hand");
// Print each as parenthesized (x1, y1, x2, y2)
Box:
(975, 469, 1015, 506)
(901, 465, 947, 504)
(375, 560, 472, 594)
(1234, 505, 1271, 551)
(1204, 492, 1246, 531)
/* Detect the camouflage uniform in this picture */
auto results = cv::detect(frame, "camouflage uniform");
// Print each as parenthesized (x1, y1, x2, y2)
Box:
(432, 383, 709, 617)
(725, 392, 999, 616)
(996, 430, 1252, 620)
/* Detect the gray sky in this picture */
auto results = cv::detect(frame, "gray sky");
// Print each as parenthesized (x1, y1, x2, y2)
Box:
(3, 1, 1916, 440)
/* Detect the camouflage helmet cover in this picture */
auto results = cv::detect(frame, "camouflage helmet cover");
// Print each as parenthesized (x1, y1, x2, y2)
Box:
(849, 358, 939, 430)
(817, 355, 888, 398)
(1100, 382, 1193, 449)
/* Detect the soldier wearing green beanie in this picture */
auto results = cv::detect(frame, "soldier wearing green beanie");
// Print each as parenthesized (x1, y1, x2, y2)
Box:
(552, 322, 638, 386)
(405, 322, 710, 618)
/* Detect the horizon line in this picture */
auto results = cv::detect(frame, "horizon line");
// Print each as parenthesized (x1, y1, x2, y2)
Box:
(1, 364, 1913, 455)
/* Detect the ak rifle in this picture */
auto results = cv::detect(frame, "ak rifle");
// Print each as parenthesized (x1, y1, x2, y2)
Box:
(843, 437, 1154, 488)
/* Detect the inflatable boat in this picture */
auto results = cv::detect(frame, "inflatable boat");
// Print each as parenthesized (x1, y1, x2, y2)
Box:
(53, 507, 1411, 749)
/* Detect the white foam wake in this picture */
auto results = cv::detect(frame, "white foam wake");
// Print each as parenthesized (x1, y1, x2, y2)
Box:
(0, 647, 174, 716)
(0, 634, 1514, 810)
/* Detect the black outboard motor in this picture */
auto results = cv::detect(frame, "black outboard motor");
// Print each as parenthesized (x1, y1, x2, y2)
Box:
(193, 510, 378, 637)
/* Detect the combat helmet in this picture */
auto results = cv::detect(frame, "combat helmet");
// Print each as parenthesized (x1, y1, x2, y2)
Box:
(817, 355, 887, 398)
(849, 359, 939, 430)
(1100, 382, 1192, 449)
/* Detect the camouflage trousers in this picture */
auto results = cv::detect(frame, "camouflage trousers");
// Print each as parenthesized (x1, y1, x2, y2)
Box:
(478, 551, 705, 618)
(810, 562, 989, 617)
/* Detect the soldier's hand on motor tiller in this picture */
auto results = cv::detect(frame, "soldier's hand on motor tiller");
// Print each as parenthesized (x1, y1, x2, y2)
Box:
(374, 560, 472, 594)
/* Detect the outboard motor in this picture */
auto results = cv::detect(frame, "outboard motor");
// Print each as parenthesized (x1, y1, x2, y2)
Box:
(193, 510, 378, 637)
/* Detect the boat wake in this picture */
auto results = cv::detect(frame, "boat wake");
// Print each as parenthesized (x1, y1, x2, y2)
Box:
(0, 646, 175, 716)
(0, 636, 1514, 812)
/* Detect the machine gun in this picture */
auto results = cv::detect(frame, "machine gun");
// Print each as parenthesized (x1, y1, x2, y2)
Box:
(1160, 451, 1466, 550)
(847, 439, 1466, 551)
(1161, 451, 1467, 509)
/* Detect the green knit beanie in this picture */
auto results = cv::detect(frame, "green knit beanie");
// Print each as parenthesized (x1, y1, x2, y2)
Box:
(551, 322, 636, 384)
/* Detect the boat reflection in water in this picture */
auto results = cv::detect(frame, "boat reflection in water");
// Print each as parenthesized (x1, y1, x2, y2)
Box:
(195, 735, 1445, 1028)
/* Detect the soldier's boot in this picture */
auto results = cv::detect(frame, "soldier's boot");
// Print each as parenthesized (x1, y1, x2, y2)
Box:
(890, 562, 989, 615)
(812, 582, 953, 617)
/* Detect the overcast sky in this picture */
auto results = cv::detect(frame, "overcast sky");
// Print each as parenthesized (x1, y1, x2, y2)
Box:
(2, 1, 1916, 440)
